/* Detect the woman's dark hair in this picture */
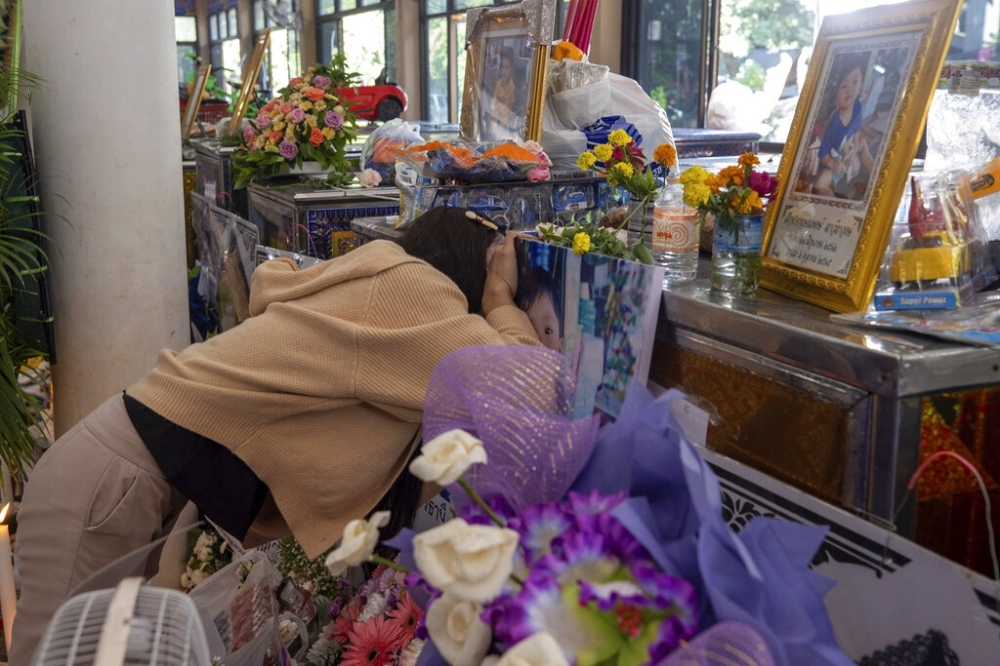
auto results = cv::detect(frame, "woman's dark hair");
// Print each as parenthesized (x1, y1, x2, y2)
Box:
(398, 206, 500, 314)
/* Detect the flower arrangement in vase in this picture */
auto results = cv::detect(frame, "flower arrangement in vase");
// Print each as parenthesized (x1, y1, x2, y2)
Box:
(233, 53, 360, 189)
(562, 132, 677, 265)
(679, 152, 778, 294)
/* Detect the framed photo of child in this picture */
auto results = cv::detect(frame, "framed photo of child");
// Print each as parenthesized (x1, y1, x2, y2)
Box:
(761, 0, 962, 313)
(459, 0, 554, 143)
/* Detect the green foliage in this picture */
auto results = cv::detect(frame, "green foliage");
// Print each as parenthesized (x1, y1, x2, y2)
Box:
(722, 0, 815, 52)
(276, 536, 351, 601)
(537, 211, 654, 265)
(0, 63, 51, 478)
(734, 59, 767, 92)
(649, 86, 669, 111)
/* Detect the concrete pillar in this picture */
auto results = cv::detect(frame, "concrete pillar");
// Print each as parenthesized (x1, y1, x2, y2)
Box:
(22, 0, 190, 437)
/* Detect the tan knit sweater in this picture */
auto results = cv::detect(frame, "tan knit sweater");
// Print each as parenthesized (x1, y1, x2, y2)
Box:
(128, 240, 540, 558)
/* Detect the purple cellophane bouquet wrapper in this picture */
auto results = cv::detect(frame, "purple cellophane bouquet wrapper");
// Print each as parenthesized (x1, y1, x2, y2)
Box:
(400, 345, 852, 666)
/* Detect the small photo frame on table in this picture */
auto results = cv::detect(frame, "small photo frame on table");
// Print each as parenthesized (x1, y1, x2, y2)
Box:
(459, 0, 555, 143)
(182, 64, 212, 140)
(760, 0, 962, 313)
(228, 28, 271, 136)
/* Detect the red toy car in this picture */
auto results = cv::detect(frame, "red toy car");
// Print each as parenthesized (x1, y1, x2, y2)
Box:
(335, 83, 408, 122)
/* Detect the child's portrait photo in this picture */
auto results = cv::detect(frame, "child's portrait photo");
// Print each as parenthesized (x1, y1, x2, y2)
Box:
(479, 36, 528, 141)
(793, 45, 909, 203)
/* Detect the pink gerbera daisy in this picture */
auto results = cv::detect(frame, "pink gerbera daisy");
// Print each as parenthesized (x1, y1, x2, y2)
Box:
(388, 591, 424, 641)
(340, 616, 405, 666)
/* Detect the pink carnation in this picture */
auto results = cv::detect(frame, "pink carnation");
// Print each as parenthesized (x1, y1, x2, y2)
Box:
(749, 170, 778, 199)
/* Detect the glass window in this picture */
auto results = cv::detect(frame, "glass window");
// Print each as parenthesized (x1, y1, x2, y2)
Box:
(342, 11, 386, 83)
(209, 14, 218, 42)
(177, 44, 198, 94)
(625, 0, 999, 145)
(228, 8, 238, 37)
(341, 0, 358, 10)
(265, 28, 301, 93)
(318, 0, 336, 13)
(456, 0, 493, 9)
(317, 1, 395, 83)
(254, 0, 266, 30)
(222, 38, 242, 95)
(426, 15, 449, 123)
(426, 0, 447, 15)
(175, 16, 197, 43)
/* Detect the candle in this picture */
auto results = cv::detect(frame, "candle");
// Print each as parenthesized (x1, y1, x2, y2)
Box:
(0, 502, 17, 653)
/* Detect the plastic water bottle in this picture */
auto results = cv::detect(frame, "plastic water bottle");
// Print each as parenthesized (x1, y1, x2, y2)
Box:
(652, 179, 699, 282)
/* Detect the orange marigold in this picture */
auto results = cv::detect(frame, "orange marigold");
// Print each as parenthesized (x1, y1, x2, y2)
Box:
(717, 166, 744, 187)
(653, 143, 677, 168)
(738, 151, 760, 168)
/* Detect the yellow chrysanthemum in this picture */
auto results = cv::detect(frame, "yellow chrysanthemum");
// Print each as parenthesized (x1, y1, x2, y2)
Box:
(611, 161, 634, 179)
(572, 232, 591, 255)
(653, 143, 677, 168)
(682, 183, 712, 208)
(307, 115, 318, 127)
(738, 152, 760, 168)
(679, 165, 708, 186)
(593, 143, 614, 162)
(300, 101, 313, 111)
(315, 102, 327, 111)
(608, 129, 632, 147)
(577, 151, 598, 170)
(272, 120, 286, 132)
(321, 127, 336, 140)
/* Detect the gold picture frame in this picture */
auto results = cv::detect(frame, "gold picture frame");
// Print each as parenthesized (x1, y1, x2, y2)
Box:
(459, 0, 554, 143)
(182, 64, 212, 140)
(228, 28, 271, 136)
(761, 0, 962, 313)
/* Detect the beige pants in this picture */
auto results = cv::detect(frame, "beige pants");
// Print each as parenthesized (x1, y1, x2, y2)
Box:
(9, 393, 187, 665)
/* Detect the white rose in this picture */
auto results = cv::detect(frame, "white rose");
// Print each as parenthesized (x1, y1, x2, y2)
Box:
(190, 568, 210, 585)
(180, 572, 193, 589)
(409, 429, 487, 486)
(426, 593, 492, 666)
(494, 632, 569, 666)
(358, 168, 383, 188)
(413, 519, 518, 602)
(325, 510, 390, 576)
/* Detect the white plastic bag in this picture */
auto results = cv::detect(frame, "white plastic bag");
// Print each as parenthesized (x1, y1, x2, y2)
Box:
(188, 549, 283, 665)
(541, 69, 674, 169)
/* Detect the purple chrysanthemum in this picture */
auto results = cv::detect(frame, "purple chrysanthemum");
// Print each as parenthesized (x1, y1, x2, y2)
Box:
(255, 113, 271, 129)
(278, 140, 298, 159)
(565, 490, 627, 516)
(289, 107, 306, 124)
(312, 75, 331, 90)
(506, 502, 573, 565)
(458, 494, 516, 525)
(325, 111, 344, 129)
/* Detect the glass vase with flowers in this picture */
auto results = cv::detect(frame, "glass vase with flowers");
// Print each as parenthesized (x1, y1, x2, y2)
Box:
(679, 152, 778, 295)
(573, 131, 677, 265)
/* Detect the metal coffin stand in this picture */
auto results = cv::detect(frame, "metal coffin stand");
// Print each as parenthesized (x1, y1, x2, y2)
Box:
(248, 180, 400, 260)
(193, 139, 249, 220)
(648, 256, 1000, 575)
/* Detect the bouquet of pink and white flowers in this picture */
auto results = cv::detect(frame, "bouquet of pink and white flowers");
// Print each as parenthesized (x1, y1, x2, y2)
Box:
(303, 556, 424, 666)
(233, 54, 360, 189)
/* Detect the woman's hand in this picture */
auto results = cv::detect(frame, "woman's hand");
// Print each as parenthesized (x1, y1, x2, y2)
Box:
(482, 233, 522, 315)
